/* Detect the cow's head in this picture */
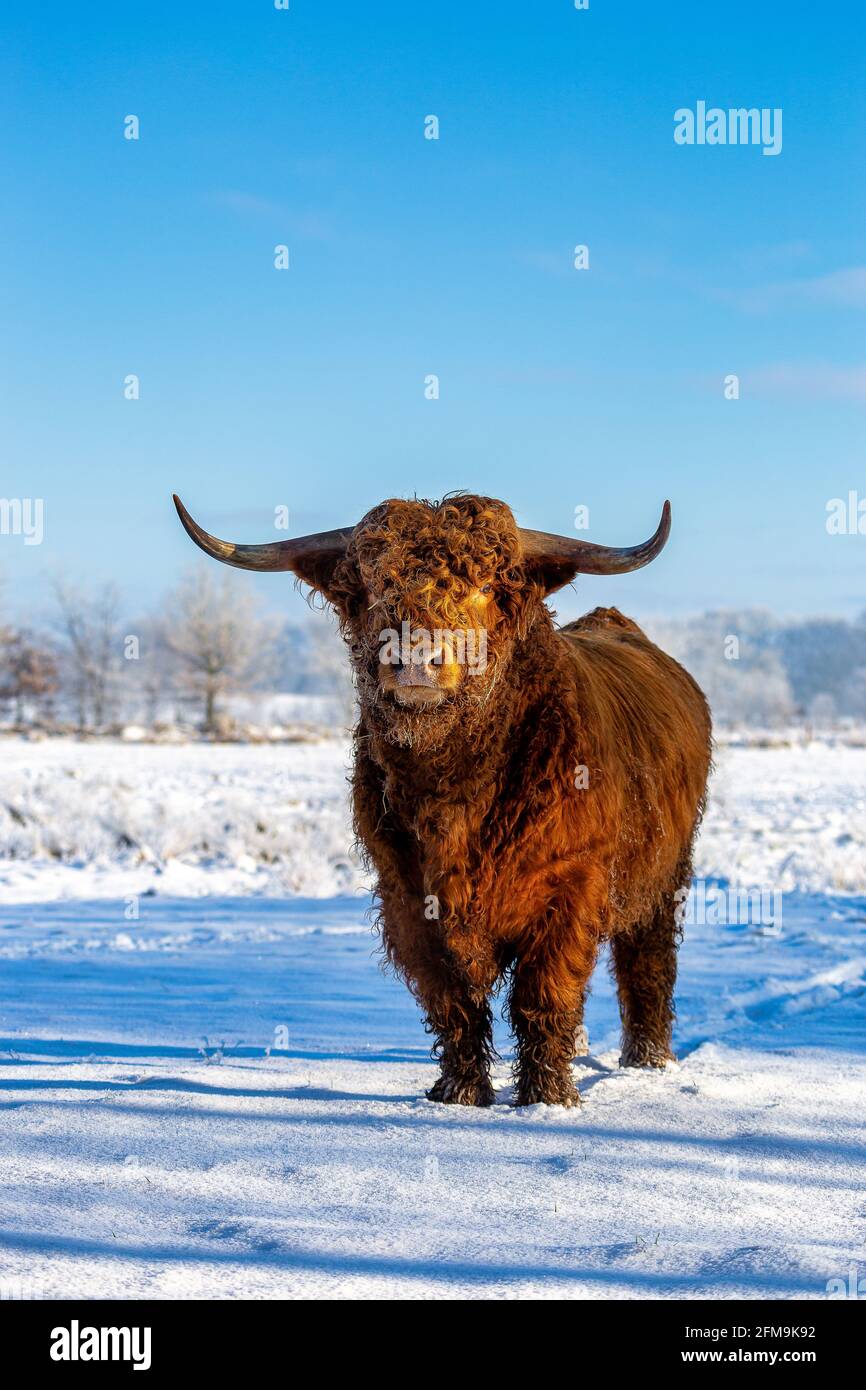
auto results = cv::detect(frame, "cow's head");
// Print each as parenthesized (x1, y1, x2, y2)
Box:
(173, 492, 670, 748)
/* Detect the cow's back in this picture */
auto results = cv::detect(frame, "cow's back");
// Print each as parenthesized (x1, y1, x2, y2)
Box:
(558, 607, 712, 929)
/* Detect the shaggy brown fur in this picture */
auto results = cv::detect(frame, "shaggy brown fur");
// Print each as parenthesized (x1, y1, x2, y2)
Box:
(291, 494, 712, 1107)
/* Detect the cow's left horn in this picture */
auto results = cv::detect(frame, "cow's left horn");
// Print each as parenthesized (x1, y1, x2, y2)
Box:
(519, 501, 671, 575)
(172, 495, 354, 572)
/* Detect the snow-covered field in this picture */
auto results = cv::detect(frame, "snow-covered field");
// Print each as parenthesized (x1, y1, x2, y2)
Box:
(0, 736, 864, 1299)
(4, 735, 866, 901)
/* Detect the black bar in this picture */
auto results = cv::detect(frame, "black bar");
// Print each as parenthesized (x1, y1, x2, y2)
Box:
(1, 1297, 859, 1373)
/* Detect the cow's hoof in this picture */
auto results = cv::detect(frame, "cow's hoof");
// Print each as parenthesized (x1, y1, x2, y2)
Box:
(426, 1073, 495, 1107)
(620, 1040, 674, 1069)
(513, 1074, 582, 1108)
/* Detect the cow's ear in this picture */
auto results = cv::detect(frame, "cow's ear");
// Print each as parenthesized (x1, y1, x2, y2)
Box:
(295, 553, 369, 621)
(287, 549, 349, 604)
(522, 556, 579, 598)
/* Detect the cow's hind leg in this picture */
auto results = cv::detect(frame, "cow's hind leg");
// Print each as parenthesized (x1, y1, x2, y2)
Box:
(612, 890, 681, 1068)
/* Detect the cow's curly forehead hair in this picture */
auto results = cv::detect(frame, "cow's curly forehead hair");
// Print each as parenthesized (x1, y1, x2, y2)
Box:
(328, 493, 529, 625)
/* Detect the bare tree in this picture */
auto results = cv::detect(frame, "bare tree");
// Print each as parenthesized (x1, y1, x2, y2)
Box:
(841, 667, 866, 721)
(52, 580, 123, 731)
(161, 567, 276, 732)
(647, 609, 795, 729)
(307, 611, 356, 727)
(0, 629, 59, 725)
(0, 574, 16, 722)
(0, 582, 11, 672)
(117, 613, 173, 728)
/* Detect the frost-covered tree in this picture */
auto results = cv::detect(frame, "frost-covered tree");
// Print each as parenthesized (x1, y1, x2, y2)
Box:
(0, 629, 59, 725)
(307, 611, 355, 727)
(161, 567, 277, 732)
(840, 666, 866, 720)
(808, 691, 837, 729)
(52, 579, 123, 731)
(774, 618, 866, 713)
(116, 614, 174, 728)
(646, 609, 794, 728)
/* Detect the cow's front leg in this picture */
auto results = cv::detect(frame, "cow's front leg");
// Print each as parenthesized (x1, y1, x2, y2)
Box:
(425, 985, 495, 1107)
(509, 930, 598, 1107)
(381, 891, 497, 1105)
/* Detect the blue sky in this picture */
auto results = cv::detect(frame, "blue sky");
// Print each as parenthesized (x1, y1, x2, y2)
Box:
(2, 1, 865, 625)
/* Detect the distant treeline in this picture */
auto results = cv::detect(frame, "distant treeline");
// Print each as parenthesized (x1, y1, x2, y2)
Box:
(1, 573, 863, 734)
(647, 609, 866, 727)
(0, 569, 351, 736)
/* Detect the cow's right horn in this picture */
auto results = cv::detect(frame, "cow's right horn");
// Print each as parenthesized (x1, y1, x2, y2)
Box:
(172, 495, 354, 573)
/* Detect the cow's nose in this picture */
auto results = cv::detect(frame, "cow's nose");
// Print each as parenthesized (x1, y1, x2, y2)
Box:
(394, 655, 440, 688)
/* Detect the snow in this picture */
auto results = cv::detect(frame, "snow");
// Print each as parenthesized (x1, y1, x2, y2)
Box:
(701, 741, 866, 895)
(0, 738, 362, 902)
(0, 737, 864, 1299)
(3, 735, 866, 902)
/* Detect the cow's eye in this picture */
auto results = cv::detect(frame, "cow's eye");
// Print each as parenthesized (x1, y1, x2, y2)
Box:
(481, 584, 493, 595)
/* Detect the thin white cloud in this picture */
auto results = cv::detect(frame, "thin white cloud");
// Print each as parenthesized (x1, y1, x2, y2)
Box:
(722, 266, 866, 312)
(211, 190, 334, 242)
(749, 362, 866, 401)
(515, 249, 572, 277)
